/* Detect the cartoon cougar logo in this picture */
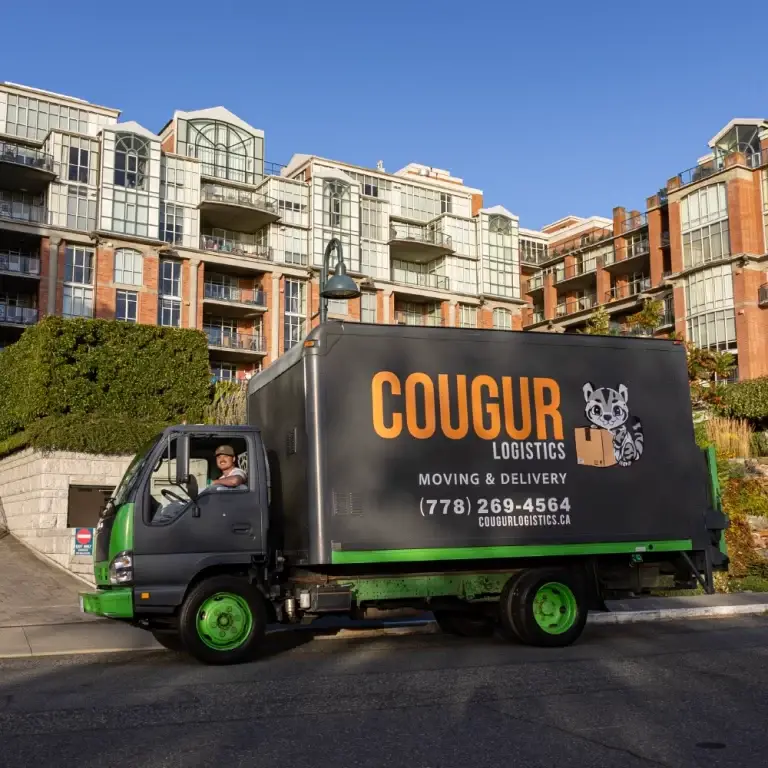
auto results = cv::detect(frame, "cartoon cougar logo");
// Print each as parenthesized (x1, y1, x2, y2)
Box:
(582, 383, 644, 467)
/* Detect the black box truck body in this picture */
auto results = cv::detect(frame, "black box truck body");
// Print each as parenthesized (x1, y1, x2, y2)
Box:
(80, 323, 728, 664)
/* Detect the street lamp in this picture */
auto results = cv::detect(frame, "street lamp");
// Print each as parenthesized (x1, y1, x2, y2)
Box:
(319, 237, 361, 324)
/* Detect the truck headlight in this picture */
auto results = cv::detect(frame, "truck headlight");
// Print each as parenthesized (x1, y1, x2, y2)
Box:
(109, 551, 133, 585)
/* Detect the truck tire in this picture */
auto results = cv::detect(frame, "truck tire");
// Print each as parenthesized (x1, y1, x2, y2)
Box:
(433, 610, 496, 638)
(178, 575, 267, 665)
(499, 568, 588, 648)
(151, 630, 185, 653)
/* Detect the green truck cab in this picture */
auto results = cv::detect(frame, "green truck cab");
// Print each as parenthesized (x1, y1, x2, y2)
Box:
(80, 324, 729, 665)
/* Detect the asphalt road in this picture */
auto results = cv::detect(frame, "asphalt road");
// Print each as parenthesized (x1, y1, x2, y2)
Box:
(1, 616, 768, 768)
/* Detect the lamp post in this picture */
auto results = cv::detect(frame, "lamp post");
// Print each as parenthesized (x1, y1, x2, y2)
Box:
(319, 237, 361, 324)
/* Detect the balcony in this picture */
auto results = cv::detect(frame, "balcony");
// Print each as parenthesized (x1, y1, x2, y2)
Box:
(604, 240, 650, 274)
(555, 294, 598, 319)
(205, 328, 267, 359)
(392, 269, 450, 292)
(759, 283, 768, 308)
(388, 223, 454, 263)
(605, 277, 652, 303)
(674, 157, 726, 189)
(0, 251, 40, 278)
(0, 201, 47, 225)
(0, 304, 38, 327)
(621, 213, 648, 234)
(199, 184, 280, 233)
(393, 311, 444, 327)
(531, 310, 544, 324)
(200, 234, 273, 261)
(554, 258, 598, 287)
(528, 272, 545, 292)
(0, 141, 56, 193)
(546, 227, 614, 262)
(204, 282, 267, 312)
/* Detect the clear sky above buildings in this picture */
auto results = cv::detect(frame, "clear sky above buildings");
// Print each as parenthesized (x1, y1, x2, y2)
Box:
(0, 0, 761, 230)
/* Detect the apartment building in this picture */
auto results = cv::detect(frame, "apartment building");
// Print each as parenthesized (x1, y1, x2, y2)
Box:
(521, 119, 768, 381)
(0, 82, 526, 381)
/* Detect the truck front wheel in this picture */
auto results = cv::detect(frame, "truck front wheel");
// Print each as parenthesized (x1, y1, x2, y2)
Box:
(499, 568, 588, 648)
(178, 575, 266, 665)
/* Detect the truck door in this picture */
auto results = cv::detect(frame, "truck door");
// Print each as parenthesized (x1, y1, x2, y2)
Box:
(133, 430, 268, 603)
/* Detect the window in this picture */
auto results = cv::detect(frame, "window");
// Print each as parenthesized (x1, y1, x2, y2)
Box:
(361, 292, 377, 323)
(459, 305, 477, 328)
(399, 184, 442, 221)
(684, 264, 734, 316)
(111, 187, 151, 237)
(687, 310, 737, 352)
(159, 260, 182, 327)
(681, 184, 728, 230)
(68, 146, 89, 184)
(682, 221, 730, 269)
(520, 239, 548, 265)
(211, 362, 237, 382)
(160, 203, 184, 244)
(361, 198, 385, 240)
(66, 185, 96, 231)
(484, 214, 520, 299)
(116, 290, 138, 323)
(493, 307, 513, 330)
(441, 193, 452, 214)
(65, 246, 94, 284)
(326, 299, 348, 316)
(3, 94, 95, 141)
(114, 134, 149, 190)
(324, 181, 348, 229)
(63, 285, 93, 318)
(284, 279, 306, 351)
(114, 248, 143, 286)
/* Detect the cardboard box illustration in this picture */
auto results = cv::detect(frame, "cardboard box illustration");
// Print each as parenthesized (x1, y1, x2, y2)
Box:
(575, 426, 616, 467)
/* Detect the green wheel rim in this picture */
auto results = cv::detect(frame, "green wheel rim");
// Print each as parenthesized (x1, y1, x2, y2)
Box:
(196, 592, 254, 651)
(532, 581, 578, 635)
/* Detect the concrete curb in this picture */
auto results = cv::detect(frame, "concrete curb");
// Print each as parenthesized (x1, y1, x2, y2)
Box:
(1, 603, 767, 660)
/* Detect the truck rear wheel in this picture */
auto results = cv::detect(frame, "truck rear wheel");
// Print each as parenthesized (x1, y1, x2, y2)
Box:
(178, 575, 266, 665)
(499, 568, 588, 648)
(433, 610, 496, 638)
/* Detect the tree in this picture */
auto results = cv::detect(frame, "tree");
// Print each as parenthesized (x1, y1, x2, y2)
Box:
(674, 334, 736, 409)
(580, 305, 613, 335)
(626, 298, 664, 336)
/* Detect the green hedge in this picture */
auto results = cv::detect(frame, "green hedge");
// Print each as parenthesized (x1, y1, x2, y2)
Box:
(0, 317, 211, 451)
(719, 377, 768, 424)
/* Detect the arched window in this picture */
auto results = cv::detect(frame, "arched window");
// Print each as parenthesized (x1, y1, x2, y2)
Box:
(114, 134, 149, 190)
(489, 214, 513, 235)
(114, 248, 143, 286)
(323, 181, 349, 229)
(187, 120, 255, 184)
(493, 307, 512, 330)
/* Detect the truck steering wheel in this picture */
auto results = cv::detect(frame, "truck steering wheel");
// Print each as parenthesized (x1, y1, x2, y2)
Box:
(161, 488, 187, 505)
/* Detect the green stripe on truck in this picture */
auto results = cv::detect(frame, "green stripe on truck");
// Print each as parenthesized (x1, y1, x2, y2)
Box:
(331, 540, 694, 564)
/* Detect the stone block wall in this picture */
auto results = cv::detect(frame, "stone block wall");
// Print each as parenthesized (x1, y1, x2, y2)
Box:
(0, 449, 133, 583)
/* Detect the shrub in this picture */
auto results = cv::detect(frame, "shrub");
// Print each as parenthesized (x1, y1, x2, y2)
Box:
(0, 317, 211, 442)
(720, 470, 768, 578)
(720, 377, 768, 425)
(705, 416, 753, 459)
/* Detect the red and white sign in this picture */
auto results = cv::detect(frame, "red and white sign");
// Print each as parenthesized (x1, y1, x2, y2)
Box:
(76, 528, 92, 545)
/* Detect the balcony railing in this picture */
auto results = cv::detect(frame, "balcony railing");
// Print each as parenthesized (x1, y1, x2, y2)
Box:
(555, 294, 597, 318)
(531, 310, 544, 324)
(204, 328, 267, 352)
(394, 311, 444, 327)
(675, 156, 726, 189)
(621, 212, 648, 233)
(200, 185, 278, 215)
(0, 251, 40, 276)
(389, 223, 453, 250)
(204, 282, 267, 307)
(264, 160, 287, 177)
(0, 203, 48, 224)
(554, 259, 598, 283)
(605, 277, 652, 302)
(0, 304, 38, 325)
(759, 283, 768, 307)
(547, 227, 614, 261)
(0, 141, 55, 174)
(200, 234, 273, 260)
(528, 273, 545, 291)
(555, 303, 567, 318)
(626, 240, 650, 259)
(393, 270, 450, 291)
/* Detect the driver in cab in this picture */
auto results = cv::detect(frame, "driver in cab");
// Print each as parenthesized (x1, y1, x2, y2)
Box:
(212, 444, 247, 488)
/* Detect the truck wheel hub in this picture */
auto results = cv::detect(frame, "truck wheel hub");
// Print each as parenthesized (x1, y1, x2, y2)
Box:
(196, 593, 254, 650)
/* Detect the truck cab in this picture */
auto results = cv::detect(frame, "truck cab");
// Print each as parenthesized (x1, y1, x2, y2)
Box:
(83, 425, 272, 661)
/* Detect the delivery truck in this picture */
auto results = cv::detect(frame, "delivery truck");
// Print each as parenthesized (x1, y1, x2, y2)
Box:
(79, 322, 728, 665)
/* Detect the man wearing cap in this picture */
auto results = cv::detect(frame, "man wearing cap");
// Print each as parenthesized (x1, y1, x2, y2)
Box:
(212, 444, 247, 488)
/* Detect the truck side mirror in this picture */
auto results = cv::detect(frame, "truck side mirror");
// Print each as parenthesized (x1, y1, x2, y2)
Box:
(175, 434, 190, 486)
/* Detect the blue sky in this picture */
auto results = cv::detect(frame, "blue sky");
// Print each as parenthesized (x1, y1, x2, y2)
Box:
(0, 1, 761, 230)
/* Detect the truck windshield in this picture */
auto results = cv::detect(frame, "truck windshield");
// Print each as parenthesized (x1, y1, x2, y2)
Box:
(112, 434, 162, 507)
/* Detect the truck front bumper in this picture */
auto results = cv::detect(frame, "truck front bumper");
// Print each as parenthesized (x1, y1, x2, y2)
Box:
(79, 588, 134, 619)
